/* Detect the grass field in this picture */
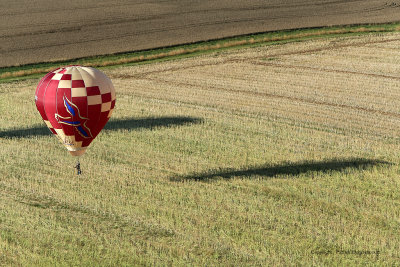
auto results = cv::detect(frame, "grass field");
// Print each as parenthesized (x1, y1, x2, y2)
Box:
(1, 31, 400, 265)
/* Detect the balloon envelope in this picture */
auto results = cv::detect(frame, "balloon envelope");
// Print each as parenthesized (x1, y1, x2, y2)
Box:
(35, 66, 116, 156)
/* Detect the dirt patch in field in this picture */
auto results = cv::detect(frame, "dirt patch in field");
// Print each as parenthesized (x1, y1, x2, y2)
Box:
(1, 0, 400, 67)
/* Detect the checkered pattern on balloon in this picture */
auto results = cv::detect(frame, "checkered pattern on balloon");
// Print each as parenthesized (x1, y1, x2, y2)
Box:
(35, 66, 116, 172)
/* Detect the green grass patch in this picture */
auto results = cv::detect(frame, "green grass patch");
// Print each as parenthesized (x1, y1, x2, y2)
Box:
(1, 22, 400, 82)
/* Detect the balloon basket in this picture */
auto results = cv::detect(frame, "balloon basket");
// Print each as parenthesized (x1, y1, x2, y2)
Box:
(75, 159, 82, 175)
(69, 150, 85, 175)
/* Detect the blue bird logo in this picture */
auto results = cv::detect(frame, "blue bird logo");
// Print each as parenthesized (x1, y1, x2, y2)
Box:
(55, 95, 93, 139)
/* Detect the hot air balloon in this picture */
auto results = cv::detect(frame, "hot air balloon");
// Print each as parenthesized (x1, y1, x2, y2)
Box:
(35, 66, 116, 173)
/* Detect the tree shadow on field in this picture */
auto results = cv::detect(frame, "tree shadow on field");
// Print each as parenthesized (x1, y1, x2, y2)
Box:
(172, 158, 390, 182)
(0, 116, 202, 138)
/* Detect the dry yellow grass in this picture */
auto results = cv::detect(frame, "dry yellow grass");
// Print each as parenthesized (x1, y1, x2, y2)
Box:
(108, 32, 400, 140)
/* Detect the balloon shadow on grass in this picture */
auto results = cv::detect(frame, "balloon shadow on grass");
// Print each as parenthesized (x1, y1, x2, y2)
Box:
(0, 116, 202, 138)
(172, 158, 390, 182)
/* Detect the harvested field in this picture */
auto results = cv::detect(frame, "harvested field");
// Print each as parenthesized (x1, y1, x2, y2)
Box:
(1, 0, 400, 67)
(1, 32, 400, 265)
(108, 32, 400, 140)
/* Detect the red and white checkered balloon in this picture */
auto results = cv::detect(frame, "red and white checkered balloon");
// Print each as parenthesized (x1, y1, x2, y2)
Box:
(35, 66, 116, 156)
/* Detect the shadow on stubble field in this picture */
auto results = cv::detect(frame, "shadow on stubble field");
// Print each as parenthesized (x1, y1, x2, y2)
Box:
(174, 159, 391, 182)
(0, 116, 203, 138)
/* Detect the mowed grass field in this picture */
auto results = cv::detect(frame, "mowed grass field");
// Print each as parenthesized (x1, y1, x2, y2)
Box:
(1, 32, 400, 265)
